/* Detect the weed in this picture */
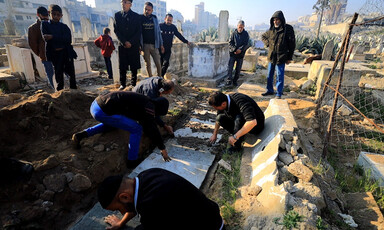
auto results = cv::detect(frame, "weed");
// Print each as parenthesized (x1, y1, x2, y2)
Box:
(368, 64, 377, 69)
(308, 159, 328, 175)
(316, 217, 328, 230)
(273, 210, 304, 229)
(168, 108, 182, 116)
(0, 81, 8, 93)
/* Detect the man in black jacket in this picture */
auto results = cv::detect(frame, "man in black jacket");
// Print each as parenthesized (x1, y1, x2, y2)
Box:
(261, 10, 295, 99)
(71, 92, 171, 168)
(98, 168, 224, 230)
(209, 91, 264, 153)
(159, 14, 191, 77)
(225, 20, 250, 87)
(114, 0, 142, 89)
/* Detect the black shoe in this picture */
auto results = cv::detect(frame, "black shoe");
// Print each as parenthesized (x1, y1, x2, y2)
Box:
(261, 91, 274, 96)
(126, 158, 142, 169)
(233, 81, 238, 87)
(275, 95, 281, 99)
(227, 146, 242, 154)
(119, 85, 126, 90)
(72, 131, 88, 149)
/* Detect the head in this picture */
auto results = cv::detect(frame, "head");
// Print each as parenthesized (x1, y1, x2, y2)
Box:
(121, 0, 132, 12)
(273, 18, 281, 28)
(208, 91, 228, 111)
(103, 27, 111, 35)
(164, 14, 173, 25)
(159, 79, 175, 95)
(48, 4, 62, 22)
(270, 11, 285, 29)
(152, 97, 169, 116)
(144, 2, 153, 16)
(237, 20, 245, 33)
(36, 6, 49, 21)
(98, 175, 136, 214)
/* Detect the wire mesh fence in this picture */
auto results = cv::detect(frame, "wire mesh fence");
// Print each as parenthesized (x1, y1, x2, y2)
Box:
(317, 84, 384, 158)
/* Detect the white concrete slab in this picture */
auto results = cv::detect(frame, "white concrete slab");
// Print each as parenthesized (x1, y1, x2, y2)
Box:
(174, 127, 222, 141)
(357, 152, 384, 187)
(6, 45, 35, 84)
(189, 117, 216, 129)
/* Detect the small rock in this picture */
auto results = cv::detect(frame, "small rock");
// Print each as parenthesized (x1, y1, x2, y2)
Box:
(64, 172, 75, 183)
(42, 201, 53, 209)
(287, 161, 314, 182)
(93, 144, 105, 152)
(68, 174, 92, 192)
(34, 154, 60, 171)
(43, 174, 67, 193)
(218, 159, 232, 171)
(278, 151, 294, 165)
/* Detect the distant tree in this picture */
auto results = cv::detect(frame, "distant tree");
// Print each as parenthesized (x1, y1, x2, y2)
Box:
(313, 0, 331, 38)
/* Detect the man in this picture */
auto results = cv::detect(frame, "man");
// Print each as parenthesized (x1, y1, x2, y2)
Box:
(159, 14, 191, 77)
(133, 76, 175, 135)
(209, 91, 264, 153)
(71, 91, 171, 168)
(42, 4, 77, 91)
(114, 0, 142, 89)
(141, 2, 164, 77)
(98, 168, 224, 230)
(225, 20, 250, 87)
(261, 10, 295, 99)
(28, 6, 54, 89)
(94, 27, 115, 79)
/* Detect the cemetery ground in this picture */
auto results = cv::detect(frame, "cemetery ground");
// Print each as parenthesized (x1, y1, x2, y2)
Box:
(1, 55, 384, 229)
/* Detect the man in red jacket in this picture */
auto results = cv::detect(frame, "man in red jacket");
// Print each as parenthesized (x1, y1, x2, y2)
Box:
(94, 27, 116, 79)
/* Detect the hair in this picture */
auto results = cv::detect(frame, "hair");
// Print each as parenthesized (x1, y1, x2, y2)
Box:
(144, 2, 153, 8)
(238, 20, 245, 26)
(162, 79, 175, 92)
(152, 97, 169, 116)
(98, 175, 123, 209)
(208, 91, 227, 107)
(49, 4, 62, 13)
(103, 27, 110, 35)
(165, 13, 173, 18)
(37, 6, 48, 16)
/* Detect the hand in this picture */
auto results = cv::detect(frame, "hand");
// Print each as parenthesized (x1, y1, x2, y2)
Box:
(187, 42, 193, 47)
(235, 49, 242, 55)
(161, 149, 171, 162)
(228, 135, 237, 146)
(164, 125, 174, 135)
(209, 134, 217, 144)
(43, 34, 53, 41)
(286, 60, 292, 65)
(105, 215, 122, 230)
(160, 46, 165, 54)
(124, 41, 132, 48)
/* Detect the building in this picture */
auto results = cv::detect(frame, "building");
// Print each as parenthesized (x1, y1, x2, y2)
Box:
(193, 2, 218, 31)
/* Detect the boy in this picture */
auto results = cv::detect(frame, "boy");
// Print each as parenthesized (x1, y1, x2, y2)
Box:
(42, 4, 77, 91)
(94, 27, 115, 79)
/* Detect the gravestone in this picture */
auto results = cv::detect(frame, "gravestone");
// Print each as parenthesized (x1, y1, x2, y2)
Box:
(108, 17, 117, 41)
(218, 11, 229, 42)
(80, 17, 93, 42)
(62, 7, 75, 43)
(321, 40, 334, 60)
(355, 44, 365, 54)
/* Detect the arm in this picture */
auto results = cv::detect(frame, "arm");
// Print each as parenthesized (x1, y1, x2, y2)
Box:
(286, 26, 296, 62)
(28, 26, 40, 56)
(228, 119, 257, 146)
(174, 28, 188, 44)
(114, 14, 127, 45)
(94, 36, 101, 48)
(228, 32, 236, 53)
(105, 212, 136, 230)
(209, 121, 221, 144)
(49, 24, 71, 44)
(261, 31, 269, 48)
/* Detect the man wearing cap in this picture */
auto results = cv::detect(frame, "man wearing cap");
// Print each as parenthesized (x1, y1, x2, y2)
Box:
(28, 6, 54, 89)
(98, 168, 224, 229)
(261, 10, 295, 99)
(71, 91, 171, 167)
(225, 20, 250, 87)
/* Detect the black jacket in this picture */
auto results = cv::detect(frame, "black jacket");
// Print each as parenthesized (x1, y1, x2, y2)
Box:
(114, 9, 142, 48)
(160, 23, 188, 51)
(262, 11, 295, 64)
(229, 29, 250, 58)
(96, 92, 165, 150)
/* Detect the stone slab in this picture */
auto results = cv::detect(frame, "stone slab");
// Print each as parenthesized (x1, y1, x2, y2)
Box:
(357, 152, 384, 187)
(237, 82, 266, 98)
(284, 64, 310, 79)
(5, 45, 35, 84)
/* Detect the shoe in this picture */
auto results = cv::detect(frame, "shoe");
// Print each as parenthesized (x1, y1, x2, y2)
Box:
(275, 95, 281, 99)
(118, 85, 126, 90)
(261, 91, 274, 96)
(72, 131, 88, 149)
(233, 82, 238, 87)
(225, 80, 232, 86)
(227, 146, 242, 154)
(126, 158, 142, 169)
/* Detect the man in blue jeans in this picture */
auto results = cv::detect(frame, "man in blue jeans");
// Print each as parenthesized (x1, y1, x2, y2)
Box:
(71, 91, 171, 168)
(261, 10, 295, 99)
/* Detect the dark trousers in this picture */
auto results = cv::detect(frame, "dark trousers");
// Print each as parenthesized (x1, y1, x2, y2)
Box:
(160, 49, 172, 77)
(118, 46, 139, 87)
(104, 56, 113, 79)
(217, 113, 264, 148)
(227, 56, 244, 84)
(51, 49, 77, 91)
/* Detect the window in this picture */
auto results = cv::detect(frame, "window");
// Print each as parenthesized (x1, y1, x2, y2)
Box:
(15, 15, 23, 20)
(27, 16, 32, 20)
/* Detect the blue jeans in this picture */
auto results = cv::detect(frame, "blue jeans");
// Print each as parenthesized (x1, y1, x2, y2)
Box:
(85, 100, 143, 160)
(266, 63, 285, 97)
(42, 61, 54, 89)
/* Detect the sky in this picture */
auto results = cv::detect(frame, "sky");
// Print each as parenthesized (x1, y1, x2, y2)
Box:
(83, 0, 365, 26)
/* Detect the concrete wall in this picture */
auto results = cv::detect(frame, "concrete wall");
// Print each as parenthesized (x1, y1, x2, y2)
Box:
(188, 42, 229, 78)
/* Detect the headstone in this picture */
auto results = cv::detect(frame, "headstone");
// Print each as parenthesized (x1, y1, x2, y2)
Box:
(80, 17, 93, 42)
(355, 44, 365, 54)
(62, 7, 75, 43)
(93, 24, 98, 38)
(108, 17, 117, 41)
(321, 40, 334, 60)
(176, 20, 182, 34)
(4, 19, 16, 35)
(218, 11, 229, 42)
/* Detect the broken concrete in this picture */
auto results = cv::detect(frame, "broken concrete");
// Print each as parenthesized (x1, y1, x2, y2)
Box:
(357, 152, 384, 187)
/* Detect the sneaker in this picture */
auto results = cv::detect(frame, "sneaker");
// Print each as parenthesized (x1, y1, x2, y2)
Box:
(72, 131, 88, 149)
(118, 85, 126, 90)
(261, 91, 274, 96)
(275, 95, 282, 99)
